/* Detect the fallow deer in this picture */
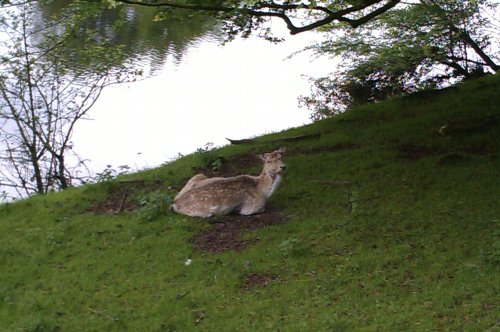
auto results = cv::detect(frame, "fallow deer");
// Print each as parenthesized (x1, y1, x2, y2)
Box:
(171, 147, 286, 218)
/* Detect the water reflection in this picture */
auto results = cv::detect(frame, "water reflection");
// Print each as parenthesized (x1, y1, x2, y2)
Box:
(38, 0, 220, 72)
(36, 1, 328, 174)
(72, 32, 331, 173)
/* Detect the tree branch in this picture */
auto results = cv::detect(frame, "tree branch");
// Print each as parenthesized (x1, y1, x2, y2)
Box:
(111, 0, 401, 34)
(440, 60, 469, 76)
(452, 26, 499, 72)
(347, 0, 401, 28)
(423, 0, 499, 72)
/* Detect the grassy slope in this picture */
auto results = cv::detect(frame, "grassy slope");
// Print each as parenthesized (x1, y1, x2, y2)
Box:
(1, 74, 499, 331)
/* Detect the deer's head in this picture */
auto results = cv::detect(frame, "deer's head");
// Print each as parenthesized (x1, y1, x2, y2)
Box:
(259, 147, 286, 176)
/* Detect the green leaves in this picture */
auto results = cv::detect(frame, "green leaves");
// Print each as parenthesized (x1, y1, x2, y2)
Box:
(301, 0, 499, 120)
(134, 191, 173, 222)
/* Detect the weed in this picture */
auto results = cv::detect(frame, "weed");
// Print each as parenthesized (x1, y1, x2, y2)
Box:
(196, 142, 223, 173)
(279, 237, 311, 257)
(133, 190, 172, 222)
(94, 165, 131, 183)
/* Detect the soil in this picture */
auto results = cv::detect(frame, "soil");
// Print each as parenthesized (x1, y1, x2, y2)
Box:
(191, 208, 284, 253)
(217, 153, 262, 177)
(91, 186, 136, 214)
(193, 152, 261, 178)
(241, 273, 278, 289)
(90, 180, 163, 214)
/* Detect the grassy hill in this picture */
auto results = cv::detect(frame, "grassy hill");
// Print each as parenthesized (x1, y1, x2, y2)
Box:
(1, 74, 499, 331)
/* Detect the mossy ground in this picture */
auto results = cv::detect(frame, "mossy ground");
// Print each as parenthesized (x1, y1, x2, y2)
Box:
(1, 74, 499, 331)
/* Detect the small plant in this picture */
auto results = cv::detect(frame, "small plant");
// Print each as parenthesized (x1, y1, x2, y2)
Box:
(0, 190, 9, 203)
(196, 142, 223, 173)
(279, 237, 310, 257)
(93, 165, 131, 183)
(134, 191, 172, 222)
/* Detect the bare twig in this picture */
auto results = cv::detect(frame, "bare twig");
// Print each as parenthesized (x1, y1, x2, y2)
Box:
(117, 189, 129, 213)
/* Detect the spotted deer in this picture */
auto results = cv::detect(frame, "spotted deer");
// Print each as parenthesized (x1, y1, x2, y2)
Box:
(171, 147, 286, 218)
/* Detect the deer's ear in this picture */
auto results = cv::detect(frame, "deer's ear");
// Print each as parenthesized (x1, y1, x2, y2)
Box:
(279, 147, 286, 154)
(258, 154, 266, 161)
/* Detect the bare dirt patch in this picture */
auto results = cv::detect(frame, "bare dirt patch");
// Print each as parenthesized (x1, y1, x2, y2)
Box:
(242, 273, 278, 289)
(193, 152, 261, 179)
(218, 153, 262, 177)
(90, 180, 163, 214)
(192, 208, 285, 253)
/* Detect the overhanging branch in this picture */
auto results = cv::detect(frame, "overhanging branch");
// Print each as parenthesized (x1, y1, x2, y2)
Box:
(111, 0, 401, 34)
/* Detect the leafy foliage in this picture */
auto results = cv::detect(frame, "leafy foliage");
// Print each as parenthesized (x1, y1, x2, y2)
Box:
(301, 0, 499, 120)
(94, 165, 132, 183)
(40, 0, 219, 72)
(134, 190, 173, 221)
(0, 1, 139, 198)
(196, 142, 223, 173)
(113, 0, 402, 40)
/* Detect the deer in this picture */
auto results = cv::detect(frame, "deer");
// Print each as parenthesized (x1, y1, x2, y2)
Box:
(171, 147, 286, 218)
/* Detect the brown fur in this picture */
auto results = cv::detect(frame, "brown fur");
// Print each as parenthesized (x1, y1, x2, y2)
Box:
(172, 148, 286, 218)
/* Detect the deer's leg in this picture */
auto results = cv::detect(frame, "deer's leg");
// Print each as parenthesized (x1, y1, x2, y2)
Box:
(239, 197, 266, 215)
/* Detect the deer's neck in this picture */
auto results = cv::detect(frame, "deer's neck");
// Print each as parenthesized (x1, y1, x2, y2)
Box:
(258, 172, 282, 198)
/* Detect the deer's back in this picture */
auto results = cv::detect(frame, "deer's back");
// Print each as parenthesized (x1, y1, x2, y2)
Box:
(179, 175, 260, 200)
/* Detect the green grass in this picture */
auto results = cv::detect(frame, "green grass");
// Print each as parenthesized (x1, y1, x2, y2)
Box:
(1, 74, 499, 331)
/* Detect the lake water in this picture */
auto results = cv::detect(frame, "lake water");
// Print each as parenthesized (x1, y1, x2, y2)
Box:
(0, 3, 333, 199)
(72, 26, 331, 174)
